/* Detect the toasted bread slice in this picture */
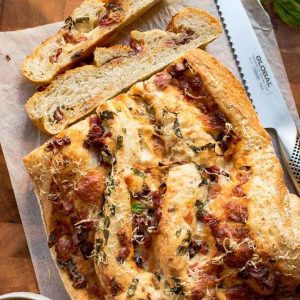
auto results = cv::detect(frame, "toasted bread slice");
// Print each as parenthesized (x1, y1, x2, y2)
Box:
(25, 8, 222, 135)
(21, 0, 160, 84)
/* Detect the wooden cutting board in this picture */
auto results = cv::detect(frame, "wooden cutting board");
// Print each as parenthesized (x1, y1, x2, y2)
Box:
(0, 0, 299, 295)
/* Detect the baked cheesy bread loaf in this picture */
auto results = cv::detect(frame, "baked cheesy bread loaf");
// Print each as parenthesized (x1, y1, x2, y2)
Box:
(21, 0, 159, 84)
(23, 49, 300, 299)
(25, 8, 222, 135)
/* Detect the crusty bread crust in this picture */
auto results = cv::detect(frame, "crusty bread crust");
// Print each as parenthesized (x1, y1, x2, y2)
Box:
(186, 49, 300, 284)
(21, 0, 160, 84)
(25, 8, 222, 135)
(23, 49, 300, 298)
(23, 120, 103, 300)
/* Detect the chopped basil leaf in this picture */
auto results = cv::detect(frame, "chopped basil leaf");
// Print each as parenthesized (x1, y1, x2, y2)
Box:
(116, 135, 123, 149)
(100, 110, 114, 120)
(64, 16, 75, 29)
(104, 173, 115, 198)
(189, 142, 215, 153)
(127, 278, 139, 297)
(162, 107, 168, 118)
(95, 238, 104, 252)
(176, 228, 182, 238)
(170, 277, 185, 295)
(195, 200, 207, 220)
(173, 114, 183, 138)
(109, 204, 116, 216)
(103, 229, 109, 242)
(131, 202, 144, 215)
(97, 251, 107, 265)
(199, 177, 209, 187)
(131, 168, 146, 178)
(75, 16, 90, 23)
(104, 216, 110, 228)
(176, 229, 191, 256)
(176, 245, 188, 256)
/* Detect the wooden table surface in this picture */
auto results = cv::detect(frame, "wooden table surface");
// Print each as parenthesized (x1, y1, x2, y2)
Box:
(0, 0, 299, 295)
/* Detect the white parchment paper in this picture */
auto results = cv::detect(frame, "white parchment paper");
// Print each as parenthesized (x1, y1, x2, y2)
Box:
(0, 0, 298, 298)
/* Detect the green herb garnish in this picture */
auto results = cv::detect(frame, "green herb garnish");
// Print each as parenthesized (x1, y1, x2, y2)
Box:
(195, 200, 207, 220)
(100, 110, 114, 120)
(104, 216, 110, 228)
(104, 173, 115, 198)
(95, 238, 104, 252)
(189, 142, 215, 153)
(262, 0, 300, 27)
(127, 278, 139, 297)
(116, 135, 123, 149)
(131, 202, 144, 215)
(131, 168, 146, 178)
(122, 128, 127, 134)
(173, 114, 183, 138)
(109, 204, 116, 216)
(64, 16, 75, 29)
(176, 228, 182, 238)
(176, 229, 191, 256)
(75, 16, 90, 23)
(162, 107, 168, 118)
(170, 277, 185, 295)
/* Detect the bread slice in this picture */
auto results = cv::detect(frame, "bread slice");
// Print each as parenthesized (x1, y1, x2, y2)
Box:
(25, 8, 222, 135)
(21, 0, 160, 84)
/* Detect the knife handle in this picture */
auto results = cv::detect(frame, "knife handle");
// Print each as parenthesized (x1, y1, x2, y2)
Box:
(277, 133, 300, 196)
(289, 135, 300, 187)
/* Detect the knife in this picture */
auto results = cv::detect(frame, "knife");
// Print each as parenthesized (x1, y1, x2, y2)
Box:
(215, 0, 300, 194)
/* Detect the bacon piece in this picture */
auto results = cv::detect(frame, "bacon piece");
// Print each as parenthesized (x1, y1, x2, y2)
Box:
(48, 228, 61, 248)
(225, 201, 248, 223)
(129, 40, 143, 54)
(49, 181, 60, 203)
(98, 3, 123, 27)
(208, 183, 221, 199)
(205, 165, 221, 182)
(244, 265, 280, 295)
(154, 72, 172, 89)
(236, 171, 251, 185)
(210, 222, 253, 268)
(69, 266, 88, 289)
(55, 235, 75, 259)
(116, 228, 130, 263)
(233, 185, 246, 197)
(53, 106, 64, 121)
(226, 285, 258, 300)
(79, 240, 94, 259)
(59, 198, 74, 216)
(183, 211, 193, 225)
(174, 31, 194, 45)
(83, 122, 105, 149)
(49, 48, 62, 63)
(110, 277, 123, 296)
(152, 135, 166, 156)
(63, 30, 87, 44)
(75, 169, 106, 205)
(190, 264, 222, 299)
(224, 242, 253, 268)
(45, 136, 71, 154)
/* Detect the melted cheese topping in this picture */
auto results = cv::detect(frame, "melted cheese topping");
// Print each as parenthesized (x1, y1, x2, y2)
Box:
(24, 53, 300, 299)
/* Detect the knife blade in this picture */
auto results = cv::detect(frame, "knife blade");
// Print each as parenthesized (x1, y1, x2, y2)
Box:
(215, 0, 300, 193)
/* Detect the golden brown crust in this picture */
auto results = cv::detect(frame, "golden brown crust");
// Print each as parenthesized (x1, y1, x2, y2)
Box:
(25, 7, 222, 135)
(21, 0, 160, 84)
(24, 49, 300, 299)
